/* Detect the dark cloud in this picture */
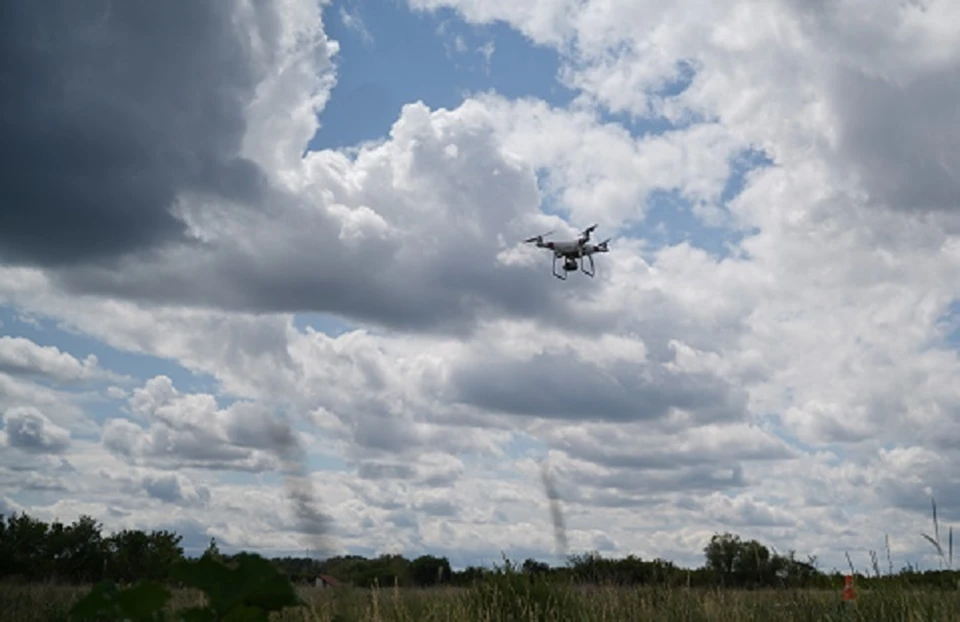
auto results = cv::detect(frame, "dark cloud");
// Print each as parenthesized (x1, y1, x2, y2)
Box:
(0, 468, 67, 493)
(874, 453, 960, 524)
(552, 430, 796, 472)
(142, 473, 210, 506)
(828, 67, 960, 213)
(449, 347, 747, 424)
(100, 417, 274, 472)
(2, 407, 71, 453)
(415, 498, 459, 517)
(357, 462, 417, 480)
(569, 463, 747, 498)
(785, 0, 960, 215)
(0, 0, 268, 266)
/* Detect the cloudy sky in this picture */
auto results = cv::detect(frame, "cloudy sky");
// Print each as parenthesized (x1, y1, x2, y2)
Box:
(2, 0, 960, 572)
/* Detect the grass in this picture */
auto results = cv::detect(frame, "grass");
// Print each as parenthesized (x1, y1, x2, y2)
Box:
(4, 580, 960, 621)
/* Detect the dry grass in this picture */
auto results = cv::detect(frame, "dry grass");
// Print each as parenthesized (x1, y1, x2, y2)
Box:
(3, 581, 960, 621)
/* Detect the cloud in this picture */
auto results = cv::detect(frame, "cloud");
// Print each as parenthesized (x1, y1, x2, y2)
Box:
(825, 66, 960, 213)
(411, 0, 960, 225)
(101, 376, 281, 472)
(104, 469, 213, 507)
(339, 4, 373, 45)
(2, 407, 71, 453)
(449, 344, 747, 425)
(0, 0, 335, 268)
(47, 99, 587, 335)
(0, 336, 102, 383)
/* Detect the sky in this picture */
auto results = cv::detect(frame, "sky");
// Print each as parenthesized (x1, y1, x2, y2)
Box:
(2, 0, 960, 573)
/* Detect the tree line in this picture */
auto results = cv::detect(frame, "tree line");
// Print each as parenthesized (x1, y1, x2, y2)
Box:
(1, 511, 957, 590)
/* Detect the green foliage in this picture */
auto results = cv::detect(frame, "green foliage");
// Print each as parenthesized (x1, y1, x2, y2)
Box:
(0, 511, 182, 585)
(171, 553, 302, 620)
(68, 580, 172, 621)
(409, 554, 452, 586)
(704, 532, 821, 589)
(66, 553, 302, 621)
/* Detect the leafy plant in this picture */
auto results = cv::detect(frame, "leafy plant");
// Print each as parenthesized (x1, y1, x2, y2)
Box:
(67, 580, 172, 621)
(67, 552, 304, 621)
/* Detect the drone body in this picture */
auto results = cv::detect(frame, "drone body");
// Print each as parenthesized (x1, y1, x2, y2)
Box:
(524, 224, 610, 280)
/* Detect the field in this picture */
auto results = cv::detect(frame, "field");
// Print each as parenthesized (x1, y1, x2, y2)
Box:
(3, 580, 960, 621)
(4, 511, 959, 620)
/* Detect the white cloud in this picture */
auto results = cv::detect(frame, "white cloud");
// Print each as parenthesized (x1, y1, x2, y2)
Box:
(0, 336, 103, 383)
(339, 5, 373, 46)
(101, 376, 282, 472)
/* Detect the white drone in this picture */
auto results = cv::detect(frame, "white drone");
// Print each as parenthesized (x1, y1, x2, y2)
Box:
(523, 224, 611, 280)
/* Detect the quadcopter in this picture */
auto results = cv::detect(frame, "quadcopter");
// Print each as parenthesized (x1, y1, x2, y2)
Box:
(523, 224, 610, 280)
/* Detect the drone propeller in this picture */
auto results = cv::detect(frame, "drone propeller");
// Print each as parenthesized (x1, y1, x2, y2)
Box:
(597, 237, 611, 251)
(523, 230, 554, 244)
(578, 224, 599, 243)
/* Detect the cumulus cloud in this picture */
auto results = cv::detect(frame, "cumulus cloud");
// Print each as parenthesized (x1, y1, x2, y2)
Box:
(98, 468, 212, 507)
(0, 336, 102, 383)
(2, 407, 71, 453)
(101, 376, 281, 472)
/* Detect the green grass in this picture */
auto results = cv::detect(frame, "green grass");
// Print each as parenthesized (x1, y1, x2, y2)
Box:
(3, 580, 960, 621)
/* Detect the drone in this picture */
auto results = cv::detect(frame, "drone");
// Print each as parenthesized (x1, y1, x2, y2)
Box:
(523, 224, 610, 280)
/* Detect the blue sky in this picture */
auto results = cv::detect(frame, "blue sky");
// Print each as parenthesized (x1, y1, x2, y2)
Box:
(309, 1, 577, 150)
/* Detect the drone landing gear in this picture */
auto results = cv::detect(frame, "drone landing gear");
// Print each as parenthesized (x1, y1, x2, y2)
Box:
(581, 254, 595, 277)
(552, 256, 568, 280)
(553, 256, 594, 280)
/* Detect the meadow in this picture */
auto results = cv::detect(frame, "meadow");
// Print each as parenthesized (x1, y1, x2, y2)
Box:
(4, 507, 960, 621)
(3, 578, 960, 621)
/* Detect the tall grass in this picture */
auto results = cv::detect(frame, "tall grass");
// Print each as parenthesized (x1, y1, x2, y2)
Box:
(3, 578, 960, 621)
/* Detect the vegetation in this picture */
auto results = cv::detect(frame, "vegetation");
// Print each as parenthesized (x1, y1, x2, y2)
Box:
(2, 510, 960, 620)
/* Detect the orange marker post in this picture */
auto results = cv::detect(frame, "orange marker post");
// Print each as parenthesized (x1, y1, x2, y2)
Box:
(842, 574, 856, 601)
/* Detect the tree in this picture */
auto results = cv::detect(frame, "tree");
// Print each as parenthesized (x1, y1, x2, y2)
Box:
(4, 512, 50, 580)
(410, 554, 452, 586)
(55, 515, 107, 583)
(522, 558, 550, 577)
(704, 532, 741, 585)
(202, 537, 222, 561)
